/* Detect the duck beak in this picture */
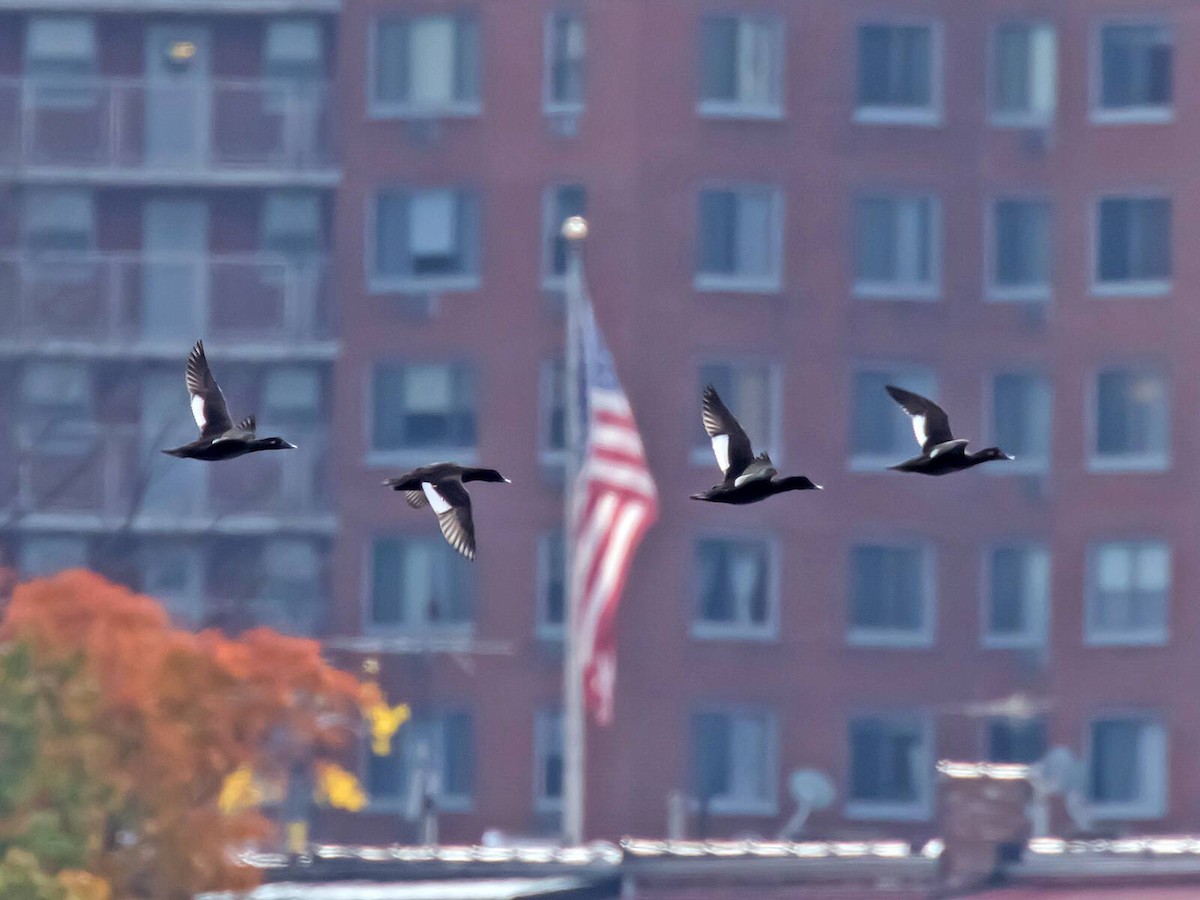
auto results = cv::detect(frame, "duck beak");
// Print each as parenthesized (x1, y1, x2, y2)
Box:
(285, 441, 298, 450)
(814, 484, 824, 490)
(503, 477, 512, 483)
(1004, 453, 1015, 460)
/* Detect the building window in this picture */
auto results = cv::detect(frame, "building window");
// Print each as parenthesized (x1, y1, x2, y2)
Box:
(22, 187, 94, 256)
(373, 188, 481, 291)
(371, 15, 480, 117)
(370, 362, 476, 457)
(1088, 717, 1166, 820)
(695, 186, 782, 292)
(140, 543, 206, 627)
(20, 535, 87, 578)
(848, 544, 933, 647)
(1092, 368, 1169, 471)
(691, 710, 777, 815)
(264, 18, 323, 99)
(847, 714, 932, 820)
(990, 198, 1051, 300)
(849, 367, 936, 468)
(543, 184, 586, 286)
(986, 718, 1047, 764)
(1086, 540, 1169, 646)
(693, 537, 776, 639)
(257, 538, 321, 635)
(368, 712, 474, 811)
(1095, 23, 1172, 122)
(694, 362, 776, 463)
(544, 12, 584, 113)
(1094, 197, 1171, 295)
(856, 23, 940, 125)
(369, 536, 473, 631)
(854, 195, 939, 298)
(698, 15, 784, 118)
(20, 361, 94, 455)
(534, 709, 564, 812)
(24, 16, 97, 110)
(536, 529, 565, 641)
(990, 372, 1051, 472)
(990, 22, 1056, 125)
(262, 190, 322, 259)
(984, 544, 1050, 648)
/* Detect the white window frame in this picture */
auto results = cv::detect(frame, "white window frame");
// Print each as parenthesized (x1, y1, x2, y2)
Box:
(534, 708, 564, 813)
(690, 533, 780, 642)
(1085, 539, 1170, 647)
(845, 711, 934, 822)
(1085, 714, 1167, 821)
(985, 195, 1053, 303)
(1090, 193, 1172, 298)
(1087, 365, 1170, 473)
(1090, 20, 1174, 126)
(696, 14, 786, 120)
(981, 542, 1050, 650)
(364, 711, 474, 814)
(987, 20, 1057, 128)
(984, 370, 1052, 475)
(367, 188, 482, 295)
(853, 20, 943, 127)
(693, 184, 784, 294)
(846, 540, 936, 648)
(848, 364, 937, 472)
(690, 359, 781, 468)
(543, 10, 585, 116)
(691, 707, 779, 817)
(368, 14, 482, 119)
(852, 192, 941, 300)
(535, 529, 565, 642)
(364, 361, 479, 469)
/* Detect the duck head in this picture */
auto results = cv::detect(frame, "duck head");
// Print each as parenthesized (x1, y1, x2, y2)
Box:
(977, 447, 1014, 462)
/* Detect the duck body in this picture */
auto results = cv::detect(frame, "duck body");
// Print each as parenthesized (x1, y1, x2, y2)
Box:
(691, 472, 821, 504)
(163, 433, 296, 461)
(383, 462, 510, 561)
(883, 385, 1012, 476)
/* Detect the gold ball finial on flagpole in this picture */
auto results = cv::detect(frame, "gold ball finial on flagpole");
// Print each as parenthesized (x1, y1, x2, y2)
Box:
(562, 215, 589, 242)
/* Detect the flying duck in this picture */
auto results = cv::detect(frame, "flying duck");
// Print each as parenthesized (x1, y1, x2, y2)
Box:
(162, 340, 297, 461)
(884, 385, 1013, 475)
(690, 384, 822, 504)
(383, 463, 511, 560)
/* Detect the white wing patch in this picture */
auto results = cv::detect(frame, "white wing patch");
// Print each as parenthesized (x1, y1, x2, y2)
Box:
(911, 414, 928, 448)
(929, 439, 969, 458)
(421, 482, 452, 515)
(191, 394, 206, 429)
(710, 434, 730, 474)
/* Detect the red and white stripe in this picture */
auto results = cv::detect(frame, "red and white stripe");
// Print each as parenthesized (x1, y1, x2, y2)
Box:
(570, 390, 658, 726)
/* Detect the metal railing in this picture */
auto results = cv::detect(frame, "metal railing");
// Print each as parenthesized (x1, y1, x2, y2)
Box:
(0, 251, 334, 346)
(0, 77, 335, 173)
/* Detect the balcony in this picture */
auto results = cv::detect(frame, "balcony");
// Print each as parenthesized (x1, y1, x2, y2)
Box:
(0, 77, 337, 186)
(0, 252, 336, 356)
(2, 425, 335, 531)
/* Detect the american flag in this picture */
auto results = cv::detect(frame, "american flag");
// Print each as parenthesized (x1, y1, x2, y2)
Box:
(566, 255, 658, 727)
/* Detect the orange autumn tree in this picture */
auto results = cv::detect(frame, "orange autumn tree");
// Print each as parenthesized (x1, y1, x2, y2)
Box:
(0, 569, 381, 900)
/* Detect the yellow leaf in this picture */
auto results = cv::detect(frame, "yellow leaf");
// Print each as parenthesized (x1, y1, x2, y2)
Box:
(218, 766, 262, 814)
(364, 702, 410, 756)
(314, 763, 367, 812)
(58, 870, 112, 900)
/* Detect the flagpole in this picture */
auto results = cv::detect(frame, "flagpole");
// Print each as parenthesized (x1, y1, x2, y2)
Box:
(560, 214, 589, 845)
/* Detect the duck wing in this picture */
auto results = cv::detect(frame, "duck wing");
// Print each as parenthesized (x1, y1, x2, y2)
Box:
(237, 415, 257, 436)
(186, 340, 234, 439)
(421, 479, 476, 561)
(702, 384, 755, 479)
(885, 385, 955, 453)
(733, 452, 778, 486)
(402, 490, 429, 509)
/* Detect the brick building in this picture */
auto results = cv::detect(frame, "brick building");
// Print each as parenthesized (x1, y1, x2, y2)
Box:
(326, 0, 1200, 845)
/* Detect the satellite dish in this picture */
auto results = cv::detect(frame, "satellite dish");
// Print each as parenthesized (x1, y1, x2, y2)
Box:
(778, 769, 835, 839)
(1030, 746, 1092, 835)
